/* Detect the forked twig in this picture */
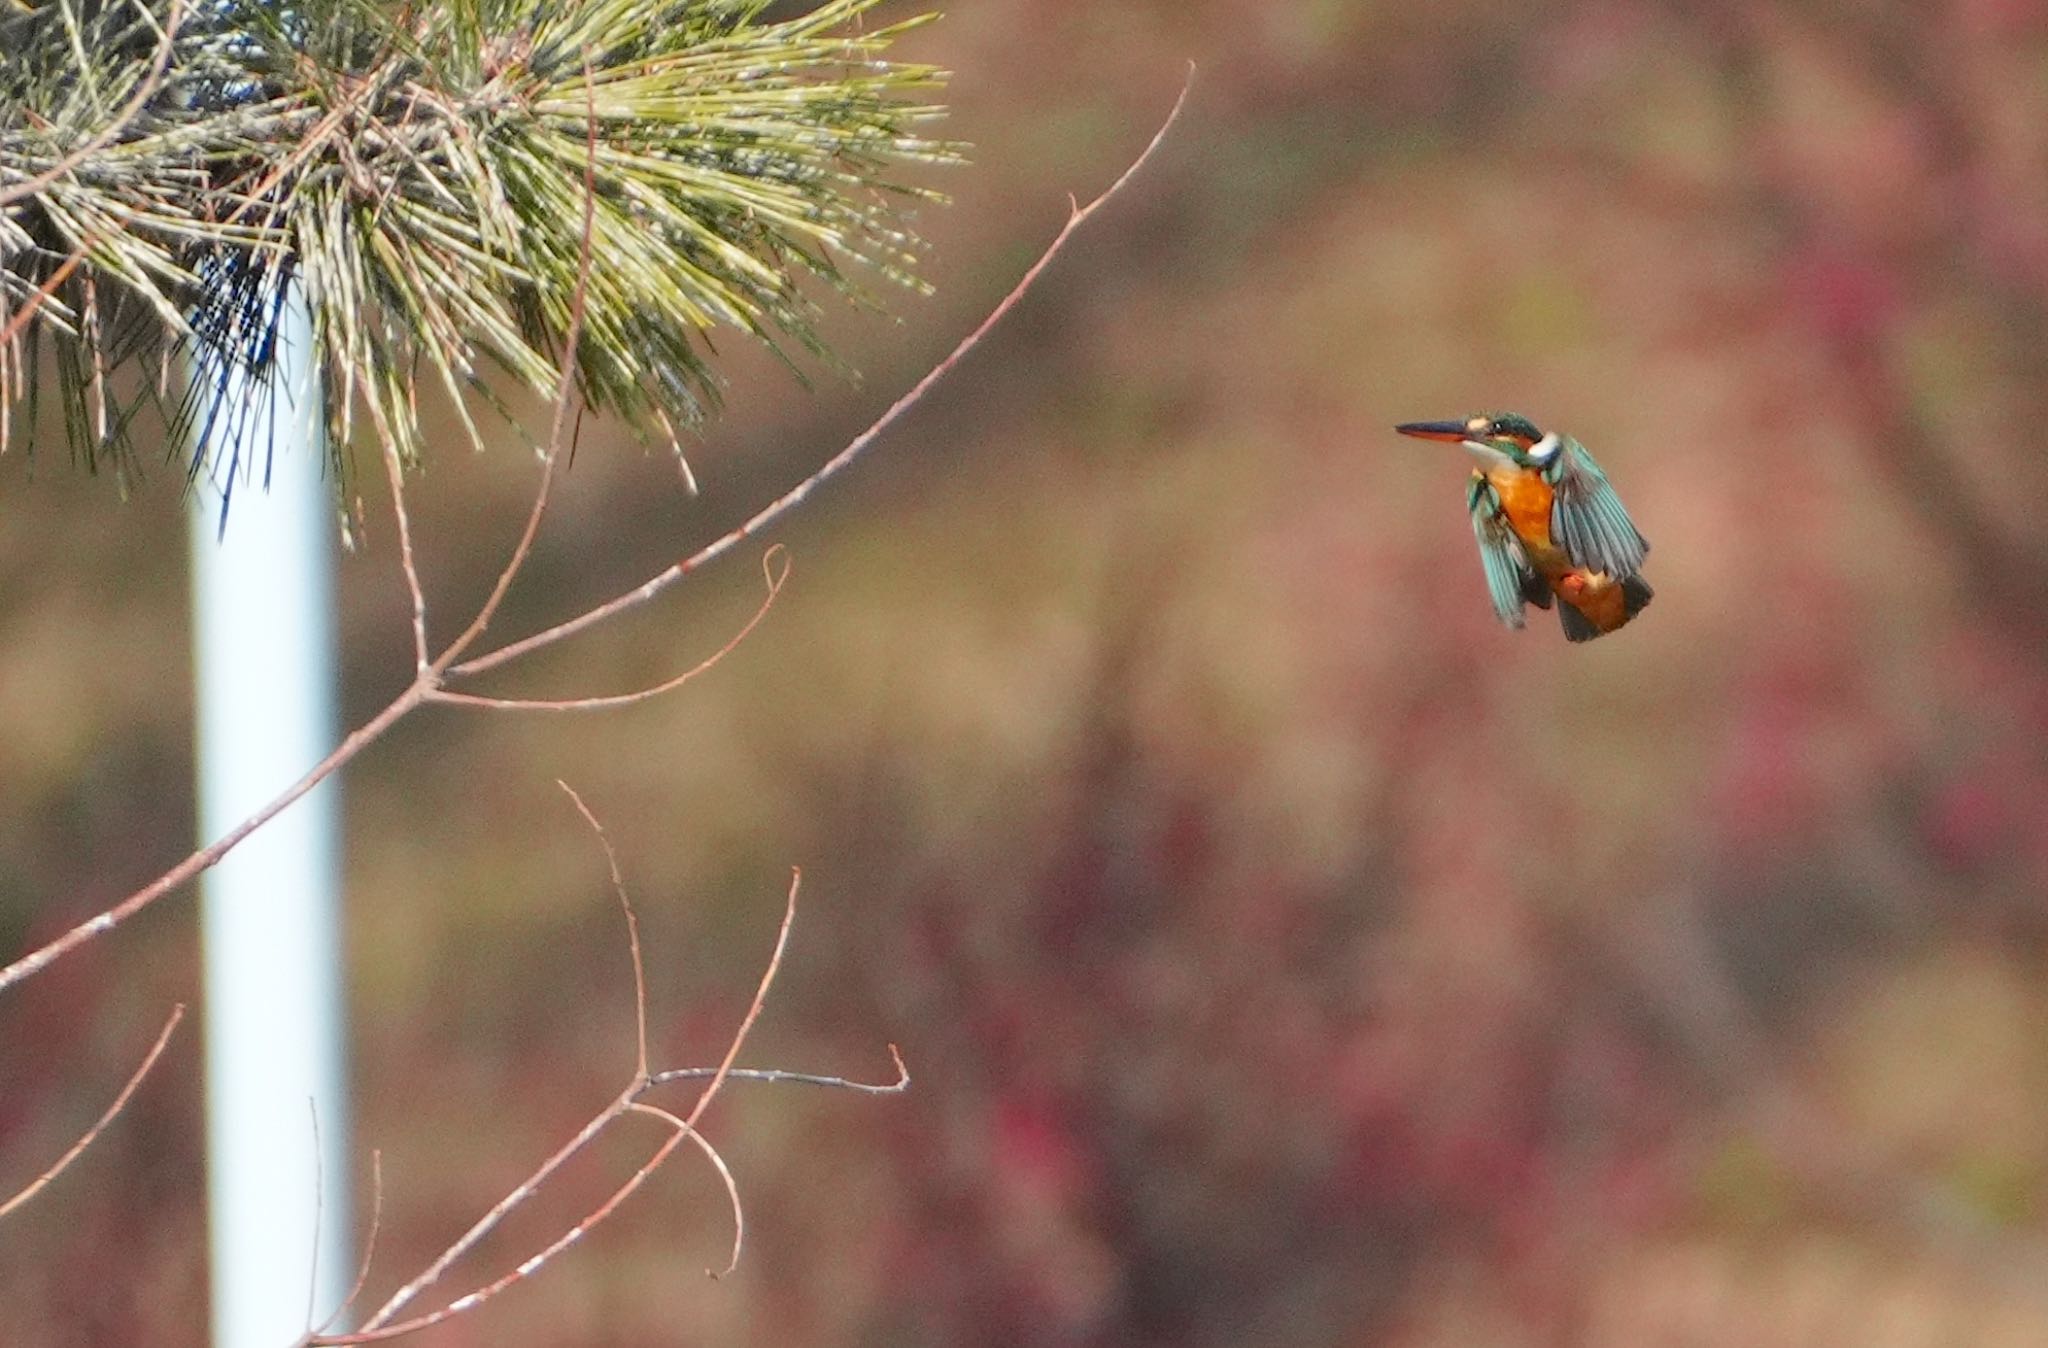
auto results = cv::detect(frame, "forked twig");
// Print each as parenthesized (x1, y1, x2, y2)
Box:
(0, 72, 1191, 1004)
(0, 1003, 185, 1219)
(428, 548, 790, 712)
(325, 1119, 702, 1343)
(315, 1150, 386, 1336)
(315, 781, 668, 1341)
(313, 792, 845, 1343)
(7, 57, 1190, 1348)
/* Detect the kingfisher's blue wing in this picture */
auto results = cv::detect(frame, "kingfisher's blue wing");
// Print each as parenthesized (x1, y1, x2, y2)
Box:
(1546, 437, 1648, 578)
(1467, 476, 1541, 629)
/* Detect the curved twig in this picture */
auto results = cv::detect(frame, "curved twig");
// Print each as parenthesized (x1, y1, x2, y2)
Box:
(332, 843, 805, 1340)
(0, 1003, 185, 1219)
(428, 548, 790, 712)
(631, 1101, 745, 1279)
(315, 1150, 385, 1336)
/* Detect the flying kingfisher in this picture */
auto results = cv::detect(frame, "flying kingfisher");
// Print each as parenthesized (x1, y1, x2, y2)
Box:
(1395, 413, 1652, 642)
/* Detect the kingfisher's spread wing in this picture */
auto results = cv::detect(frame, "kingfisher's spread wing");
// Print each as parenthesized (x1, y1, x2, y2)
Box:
(1467, 476, 1546, 629)
(1546, 437, 1648, 578)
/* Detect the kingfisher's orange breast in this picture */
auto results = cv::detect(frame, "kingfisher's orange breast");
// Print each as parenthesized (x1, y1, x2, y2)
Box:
(1482, 467, 1557, 559)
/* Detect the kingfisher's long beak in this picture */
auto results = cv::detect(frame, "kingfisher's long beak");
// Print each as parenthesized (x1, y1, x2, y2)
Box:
(1394, 420, 1470, 443)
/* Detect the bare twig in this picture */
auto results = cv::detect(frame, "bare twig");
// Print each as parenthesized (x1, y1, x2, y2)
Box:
(325, 1116, 701, 1343)
(0, 685, 428, 994)
(308, 1100, 327, 1334)
(344, 1095, 618, 1336)
(0, 74, 1190, 1000)
(645, 1042, 911, 1096)
(318, 816, 814, 1342)
(0, 1003, 185, 1219)
(337, 780, 655, 1335)
(0, 241, 94, 349)
(677, 869, 800, 1137)
(630, 1101, 745, 1279)
(428, 548, 790, 712)
(559, 779, 648, 1078)
(381, 440, 430, 672)
(316, 1150, 386, 1336)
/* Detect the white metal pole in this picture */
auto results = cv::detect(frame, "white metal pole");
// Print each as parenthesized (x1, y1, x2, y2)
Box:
(188, 290, 351, 1347)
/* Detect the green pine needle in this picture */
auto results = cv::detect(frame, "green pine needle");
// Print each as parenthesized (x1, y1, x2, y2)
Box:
(0, 0, 955, 481)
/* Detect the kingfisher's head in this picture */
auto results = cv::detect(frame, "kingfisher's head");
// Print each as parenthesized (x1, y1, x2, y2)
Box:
(1396, 412, 1561, 470)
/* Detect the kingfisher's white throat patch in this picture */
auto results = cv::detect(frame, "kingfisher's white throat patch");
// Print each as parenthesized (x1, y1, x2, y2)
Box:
(1460, 438, 1519, 471)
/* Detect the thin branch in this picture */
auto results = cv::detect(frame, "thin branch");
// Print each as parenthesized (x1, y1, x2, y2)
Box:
(428, 547, 789, 713)
(308, 1100, 327, 1335)
(353, 1090, 628, 1330)
(448, 70, 1194, 680)
(0, 684, 427, 995)
(382, 439, 430, 673)
(0, 1003, 185, 1219)
(678, 868, 800, 1138)
(630, 1101, 744, 1279)
(337, 864, 807, 1340)
(0, 241, 94, 349)
(326, 1116, 700, 1343)
(558, 780, 648, 1079)
(315, 1150, 386, 1337)
(645, 1042, 910, 1096)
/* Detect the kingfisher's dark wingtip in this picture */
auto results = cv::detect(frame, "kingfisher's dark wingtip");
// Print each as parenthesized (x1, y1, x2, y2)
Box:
(1395, 420, 1468, 441)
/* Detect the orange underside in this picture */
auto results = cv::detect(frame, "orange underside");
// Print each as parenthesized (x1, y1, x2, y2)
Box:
(1481, 468, 1636, 636)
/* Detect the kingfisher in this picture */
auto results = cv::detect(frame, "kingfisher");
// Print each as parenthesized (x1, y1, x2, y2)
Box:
(1395, 412, 1652, 642)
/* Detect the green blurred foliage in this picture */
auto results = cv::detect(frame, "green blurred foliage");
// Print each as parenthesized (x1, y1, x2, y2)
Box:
(11, 0, 2048, 1343)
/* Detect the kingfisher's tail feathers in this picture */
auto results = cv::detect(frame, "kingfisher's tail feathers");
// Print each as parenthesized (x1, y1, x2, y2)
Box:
(1557, 573, 1654, 643)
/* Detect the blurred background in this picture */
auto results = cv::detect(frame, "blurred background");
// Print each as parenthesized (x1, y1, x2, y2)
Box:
(10, 0, 2048, 1343)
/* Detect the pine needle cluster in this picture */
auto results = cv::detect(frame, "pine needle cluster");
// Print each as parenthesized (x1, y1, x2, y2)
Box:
(0, 0, 952, 480)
